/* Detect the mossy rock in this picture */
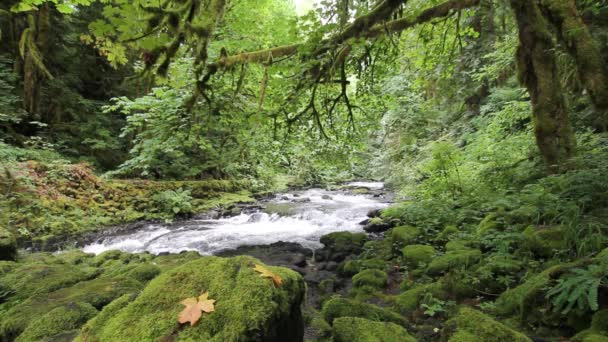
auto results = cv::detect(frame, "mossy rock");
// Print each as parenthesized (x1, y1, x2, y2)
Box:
(322, 297, 405, 325)
(363, 217, 391, 233)
(436, 225, 459, 242)
(124, 263, 161, 282)
(389, 226, 421, 247)
(339, 258, 386, 277)
(15, 302, 98, 342)
(571, 309, 608, 342)
(0, 275, 142, 340)
(0, 227, 17, 261)
(523, 225, 568, 257)
(445, 240, 473, 252)
(75, 256, 305, 342)
(401, 245, 436, 268)
(352, 269, 388, 289)
(332, 317, 417, 342)
(443, 307, 531, 342)
(426, 249, 482, 276)
(317, 232, 368, 262)
(362, 240, 393, 261)
(394, 282, 445, 314)
(0, 262, 99, 300)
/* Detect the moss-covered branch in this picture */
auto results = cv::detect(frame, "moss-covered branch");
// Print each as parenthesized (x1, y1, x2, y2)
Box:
(211, 0, 480, 69)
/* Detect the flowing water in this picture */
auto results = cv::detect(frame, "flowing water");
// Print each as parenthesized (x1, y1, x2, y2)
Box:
(83, 182, 389, 255)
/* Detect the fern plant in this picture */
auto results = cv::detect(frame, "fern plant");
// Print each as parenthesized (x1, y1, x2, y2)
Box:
(546, 263, 608, 315)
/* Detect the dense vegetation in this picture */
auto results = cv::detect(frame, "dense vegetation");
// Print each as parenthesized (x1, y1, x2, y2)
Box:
(1, 0, 608, 341)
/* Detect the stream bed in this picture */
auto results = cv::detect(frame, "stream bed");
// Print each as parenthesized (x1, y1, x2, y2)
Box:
(82, 182, 390, 256)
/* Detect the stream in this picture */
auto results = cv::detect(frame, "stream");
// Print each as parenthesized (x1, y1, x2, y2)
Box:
(82, 182, 390, 256)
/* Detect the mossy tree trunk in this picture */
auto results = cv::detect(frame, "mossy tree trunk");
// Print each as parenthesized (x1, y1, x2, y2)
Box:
(22, 4, 51, 116)
(538, 0, 608, 131)
(509, 0, 576, 172)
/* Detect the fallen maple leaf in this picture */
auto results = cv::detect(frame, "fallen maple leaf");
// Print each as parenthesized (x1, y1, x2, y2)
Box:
(254, 264, 283, 287)
(178, 292, 216, 326)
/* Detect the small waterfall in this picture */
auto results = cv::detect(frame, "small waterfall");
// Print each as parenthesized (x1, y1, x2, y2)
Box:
(83, 186, 388, 255)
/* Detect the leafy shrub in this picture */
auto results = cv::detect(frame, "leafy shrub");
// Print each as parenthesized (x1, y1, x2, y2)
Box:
(152, 189, 194, 216)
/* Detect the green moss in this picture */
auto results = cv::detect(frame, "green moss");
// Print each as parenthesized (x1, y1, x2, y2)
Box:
(389, 226, 421, 246)
(124, 263, 161, 282)
(340, 260, 361, 276)
(352, 269, 388, 289)
(75, 256, 305, 341)
(598, 248, 608, 259)
(0, 262, 99, 300)
(0, 261, 17, 275)
(444, 307, 531, 342)
(523, 225, 568, 257)
(322, 297, 404, 325)
(92, 249, 133, 266)
(332, 317, 417, 342)
(15, 302, 98, 342)
(571, 309, 608, 342)
(0, 227, 17, 261)
(426, 249, 482, 275)
(437, 225, 459, 242)
(0, 276, 142, 340)
(362, 240, 393, 261)
(320, 232, 368, 252)
(394, 282, 445, 314)
(401, 245, 436, 267)
(77, 294, 137, 341)
(54, 250, 94, 265)
(445, 240, 473, 251)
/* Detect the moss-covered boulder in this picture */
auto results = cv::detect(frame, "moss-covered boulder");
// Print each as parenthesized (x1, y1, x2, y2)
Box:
(445, 240, 474, 252)
(352, 269, 388, 289)
(332, 317, 417, 342)
(0, 227, 17, 261)
(436, 225, 459, 242)
(443, 307, 531, 341)
(363, 217, 391, 233)
(0, 275, 142, 340)
(322, 297, 405, 325)
(75, 256, 305, 342)
(0, 262, 99, 300)
(15, 302, 98, 342)
(570, 309, 608, 342)
(426, 248, 482, 275)
(339, 258, 387, 277)
(394, 282, 445, 314)
(316, 232, 368, 262)
(523, 225, 568, 257)
(402, 245, 436, 268)
(389, 226, 421, 247)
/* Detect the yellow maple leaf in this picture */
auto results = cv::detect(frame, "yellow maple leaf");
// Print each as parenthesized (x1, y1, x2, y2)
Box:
(178, 291, 216, 326)
(254, 264, 283, 287)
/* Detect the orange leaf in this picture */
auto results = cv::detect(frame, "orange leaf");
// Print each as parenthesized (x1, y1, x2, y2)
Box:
(178, 292, 216, 326)
(254, 264, 283, 287)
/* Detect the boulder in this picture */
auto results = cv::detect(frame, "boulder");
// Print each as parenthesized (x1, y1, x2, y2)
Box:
(75, 256, 305, 342)
(322, 297, 404, 325)
(401, 245, 436, 268)
(442, 307, 531, 341)
(352, 269, 388, 289)
(316, 232, 368, 262)
(332, 317, 417, 342)
(363, 217, 391, 233)
(426, 248, 482, 276)
(389, 226, 421, 247)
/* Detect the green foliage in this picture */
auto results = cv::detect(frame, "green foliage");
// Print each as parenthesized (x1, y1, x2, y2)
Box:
(547, 263, 608, 315)
(152, 188, 193, 216)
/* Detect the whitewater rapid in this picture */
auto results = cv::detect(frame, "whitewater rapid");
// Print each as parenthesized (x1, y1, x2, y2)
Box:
(83, 182, 388, 255)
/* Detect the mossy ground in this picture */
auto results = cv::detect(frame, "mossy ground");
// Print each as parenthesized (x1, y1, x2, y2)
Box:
(0, 161, 254, 246)
(0, 251, 304, 342)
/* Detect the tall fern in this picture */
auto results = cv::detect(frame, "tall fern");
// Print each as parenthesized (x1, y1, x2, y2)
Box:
(546, 264, 608, 315)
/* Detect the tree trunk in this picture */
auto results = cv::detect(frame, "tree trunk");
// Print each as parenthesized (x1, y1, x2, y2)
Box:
(510, 0, 576, 171)
(22, 3, 50, 117)
(538, 0, 608, 131)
